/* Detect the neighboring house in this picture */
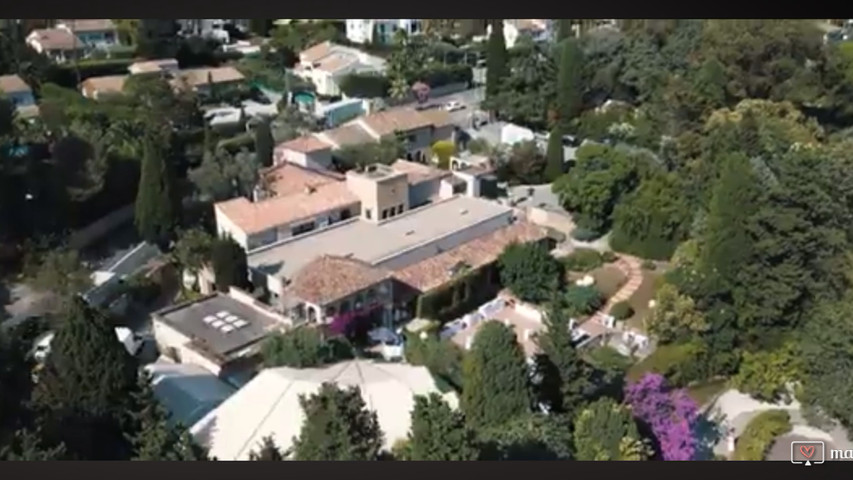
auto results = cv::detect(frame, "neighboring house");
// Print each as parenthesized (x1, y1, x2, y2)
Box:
(144, 360, 236, 427)
(80, 74, 128, 100)
(275, 105, 454, 165)
(449, 153, 496, 198)
(56, 19, 118, 48)
(151, 287, 292, 378)
(127, 58, 180, 75)
(293, 41, 387, 97)
(0, 74, 38, 118)
(178, 19, 250, 43)
(25, 28, 85, 63)
(191, 359, 458, 460)
(486, 19, 553, 49)
(317, 97, 367, 128)
(170, 66, 246, 96)
(345, 19, 423, 45)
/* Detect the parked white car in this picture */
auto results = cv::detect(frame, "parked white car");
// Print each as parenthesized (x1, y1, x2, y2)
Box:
(444, 100, 465, 112)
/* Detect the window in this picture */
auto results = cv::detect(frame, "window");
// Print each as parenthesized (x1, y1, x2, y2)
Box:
(291, 221, 316, 236)
(325, 305, 337, 317)
(381, 209, 388, 220)
(453, 182, 467, 194)
(340, 300, 352, 314)
(397, 204, 404, 214)
(340, 208, 351, 220)
(365, 208, 372, 219)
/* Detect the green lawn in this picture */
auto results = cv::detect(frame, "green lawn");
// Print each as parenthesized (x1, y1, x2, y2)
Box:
(624, 269, 664, 332)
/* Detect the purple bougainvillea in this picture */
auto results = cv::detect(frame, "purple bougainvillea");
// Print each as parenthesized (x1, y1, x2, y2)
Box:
(329, 303, 382, 336)
(625, 373, 699, 461)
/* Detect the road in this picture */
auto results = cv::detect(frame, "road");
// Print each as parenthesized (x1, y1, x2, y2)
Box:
(405, 86, 485, 128)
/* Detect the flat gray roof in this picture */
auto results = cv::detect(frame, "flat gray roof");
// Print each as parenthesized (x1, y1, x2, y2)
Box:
(155, 294, 284, 360)
(248, 196, 513, 280)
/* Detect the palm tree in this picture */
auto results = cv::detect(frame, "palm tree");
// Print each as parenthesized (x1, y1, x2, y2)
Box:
(388, 76, 410, 101)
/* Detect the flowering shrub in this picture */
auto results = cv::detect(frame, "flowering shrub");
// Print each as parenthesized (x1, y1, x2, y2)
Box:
(625, 373, 699, 461)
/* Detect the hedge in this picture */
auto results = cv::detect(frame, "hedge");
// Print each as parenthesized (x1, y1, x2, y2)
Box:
(51, 58, 137, 87)
(339, 73, 390, 99)
(413, 64, 472, 88)
(571, 227, 602, 242)
(733, 410, 792, 461)
(415, 264, 499, 323)
(562, 248, 603, 272)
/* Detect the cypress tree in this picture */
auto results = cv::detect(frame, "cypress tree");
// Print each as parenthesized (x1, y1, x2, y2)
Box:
(211, 237, 250, 292)
(135, 134, 176, 249)
(556, 19, 574, 41)
(291, 383, 384, 461)
(544, 125, 565, 182)
(534, 295, 591, 414)
(700, 153, 760, 290)
(408, 393, 479, 461)
(556, 38, 584, 129)
(30, 297, 139, 460)
(485, 19, 508, 101)
(249, 436, 285, 460)
(254, 119, 275, 167)
(461, 322, 531, 428)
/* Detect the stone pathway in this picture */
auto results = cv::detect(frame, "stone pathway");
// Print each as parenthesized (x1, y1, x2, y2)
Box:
(587, 254, 643, 325)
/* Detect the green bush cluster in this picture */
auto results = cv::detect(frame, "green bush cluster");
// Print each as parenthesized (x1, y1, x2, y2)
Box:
(733, 410, 791, 461)
(404, 331, 464, 393)
(562, 248, 604, 272)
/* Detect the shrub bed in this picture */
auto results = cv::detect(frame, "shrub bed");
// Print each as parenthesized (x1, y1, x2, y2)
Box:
(733, 410, 792, 461)
(562, 248, 604, 272)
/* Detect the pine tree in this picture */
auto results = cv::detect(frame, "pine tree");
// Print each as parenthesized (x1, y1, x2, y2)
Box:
(254, 119, 275, 167)
(210, 237, 250, 292)
(135, 134, 176, 249)
(249, 436, 284, 460)
(555, 38, 584, 129)
(544, 125, 564, 182)
(407, 393, 479, 461)
(461, 322, 531, 428)
(129, 373, 209, 461)
(700, 153, 760, 290)
(30, 297, 139, 460)
(534, 294, 590, 414)
(291, 383, 384, 461)
(485, 19, 508, 101)
(0, 429, 67, 460)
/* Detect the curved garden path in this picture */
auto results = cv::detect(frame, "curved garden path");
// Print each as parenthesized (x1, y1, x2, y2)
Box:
(588, 254, 643, 325)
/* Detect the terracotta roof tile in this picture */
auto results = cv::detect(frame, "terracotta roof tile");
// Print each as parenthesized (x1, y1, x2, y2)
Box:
(275, 135, 332, 154)
(260, 162, 343, 198)
(288, 255, 390, 305)
(391, 159, 449, 185)
(28, 28, 82, 51)
(393, 222, 547, 293)
(317, 124, 375, 148)
(301, 41, 333, 63)
(81, 75, 128, 97)
(176, 67, 245, 87)
(0, 75, 30, 93)
(215, 182, 359, 235)
(355, 107, 449, 137)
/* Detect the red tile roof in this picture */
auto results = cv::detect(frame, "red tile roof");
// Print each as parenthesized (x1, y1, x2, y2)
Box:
(288, 255, 390, 305)
(393, 221, 548, 293)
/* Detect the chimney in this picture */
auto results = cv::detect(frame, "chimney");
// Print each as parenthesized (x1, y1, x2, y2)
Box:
(304, 184, 316, 194)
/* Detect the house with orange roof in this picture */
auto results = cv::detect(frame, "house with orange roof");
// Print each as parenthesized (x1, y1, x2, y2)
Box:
(274, 106, 454, 168)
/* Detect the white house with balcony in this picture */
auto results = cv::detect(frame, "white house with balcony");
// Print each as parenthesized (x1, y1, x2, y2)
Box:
(346, 19, 423, 45)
